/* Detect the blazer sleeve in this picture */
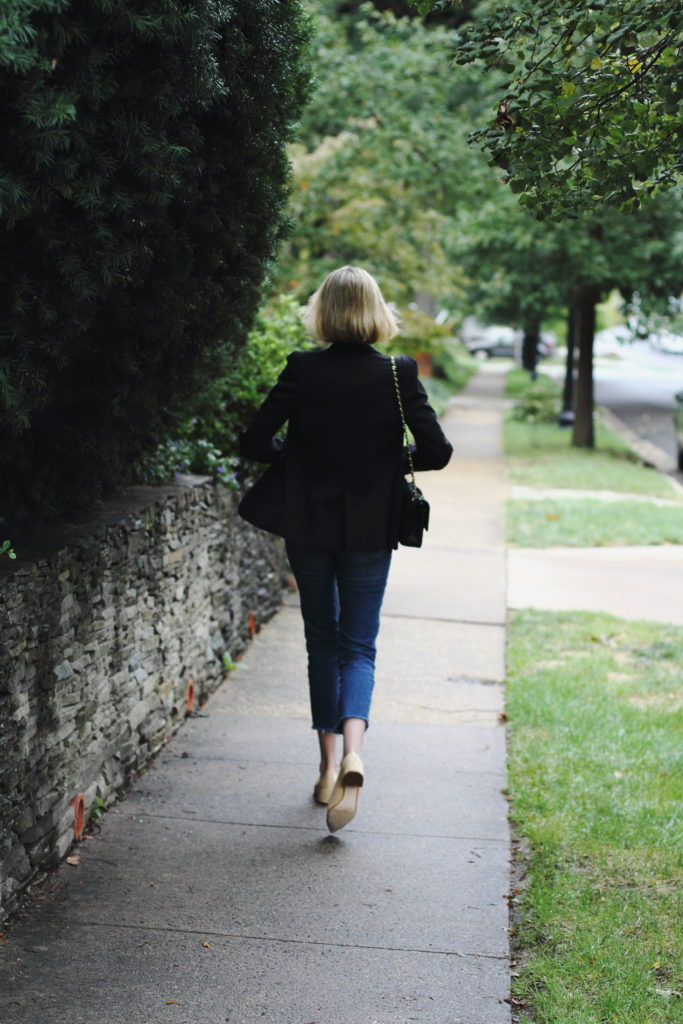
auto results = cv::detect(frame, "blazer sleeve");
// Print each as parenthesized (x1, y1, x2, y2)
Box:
(398, 356, 453, 472)
(239, 352, 299, 464)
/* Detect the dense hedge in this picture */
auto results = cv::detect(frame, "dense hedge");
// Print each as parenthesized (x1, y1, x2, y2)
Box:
(0, 0, 311, 531)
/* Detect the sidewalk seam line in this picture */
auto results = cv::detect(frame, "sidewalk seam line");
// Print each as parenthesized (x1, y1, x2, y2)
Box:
(37, 915, 510, 961)
(380, 612, 506, 627)
(108, 812, 510, 842)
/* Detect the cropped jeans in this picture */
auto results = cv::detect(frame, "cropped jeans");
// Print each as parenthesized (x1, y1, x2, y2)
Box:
(285, 542, 392, 734)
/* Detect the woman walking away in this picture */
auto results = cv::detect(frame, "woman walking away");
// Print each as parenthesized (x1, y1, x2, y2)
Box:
(238, 266, 452, 832)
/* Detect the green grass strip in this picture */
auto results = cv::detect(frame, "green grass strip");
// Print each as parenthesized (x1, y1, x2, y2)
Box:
(508, 498, 683, 547)
(507, 610, 683, 1024)
(505, 416, 679, 499)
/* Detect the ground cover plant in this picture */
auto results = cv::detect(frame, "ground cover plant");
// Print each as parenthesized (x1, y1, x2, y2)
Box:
(507, 609, 683, 1024)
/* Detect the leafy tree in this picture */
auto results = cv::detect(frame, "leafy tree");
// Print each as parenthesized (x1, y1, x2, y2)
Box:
(0, 0, 311, 531)
(414, 0, 683, 217)
(277, 5, 495, 307)
(457, 185, 569, 375)
(459, 190, 683, 446)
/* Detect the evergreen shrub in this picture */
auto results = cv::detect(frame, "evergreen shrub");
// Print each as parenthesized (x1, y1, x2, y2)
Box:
(0, 0, 311, 531)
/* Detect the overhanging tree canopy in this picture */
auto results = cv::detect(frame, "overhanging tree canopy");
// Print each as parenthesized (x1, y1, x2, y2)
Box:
(414, 0, 683, 217)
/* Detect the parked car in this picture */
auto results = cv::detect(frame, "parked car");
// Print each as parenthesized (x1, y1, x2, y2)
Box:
(462, 322, 557, 360)
(675, 391, 683, 471)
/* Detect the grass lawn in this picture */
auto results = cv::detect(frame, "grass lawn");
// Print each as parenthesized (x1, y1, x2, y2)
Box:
(505, 416, 680, 499)
(507, 609, 683, 1024)
(509, 498, 683, 547)
(505, 368, 682, 544)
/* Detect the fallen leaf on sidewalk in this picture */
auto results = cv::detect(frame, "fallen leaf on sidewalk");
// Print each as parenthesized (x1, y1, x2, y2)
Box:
(65, 856, 81, 866)
(165, 1001, 179, 1005)
(202, 941, 213, 948)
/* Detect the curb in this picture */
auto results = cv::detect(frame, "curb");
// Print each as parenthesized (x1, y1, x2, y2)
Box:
(597, 405, 683, 494)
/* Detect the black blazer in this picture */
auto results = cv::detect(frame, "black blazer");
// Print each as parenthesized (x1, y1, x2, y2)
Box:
(238, 342, 453, 550)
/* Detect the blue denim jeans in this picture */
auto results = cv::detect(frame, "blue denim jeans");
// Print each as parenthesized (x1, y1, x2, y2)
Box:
(285, 543, 392, 734)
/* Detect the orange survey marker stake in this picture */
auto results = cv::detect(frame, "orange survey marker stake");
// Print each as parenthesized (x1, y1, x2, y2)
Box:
(186, 679, 196, 715)
(70, 793, 85, 840)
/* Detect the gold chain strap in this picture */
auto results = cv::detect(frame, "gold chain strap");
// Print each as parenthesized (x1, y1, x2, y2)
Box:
(390, 356, 416, 489)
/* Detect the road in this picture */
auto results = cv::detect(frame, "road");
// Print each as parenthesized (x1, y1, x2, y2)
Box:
(540, 340, 682, 462)
(592, 340, 683, 460)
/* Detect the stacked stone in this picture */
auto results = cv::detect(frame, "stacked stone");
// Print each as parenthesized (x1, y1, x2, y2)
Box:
(0, 476, 286, 920)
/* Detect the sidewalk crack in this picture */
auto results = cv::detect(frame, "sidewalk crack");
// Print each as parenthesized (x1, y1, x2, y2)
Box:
(40, 914, 509, 961)
(113, 810, 509, 842)
(381, 612, 505, 627)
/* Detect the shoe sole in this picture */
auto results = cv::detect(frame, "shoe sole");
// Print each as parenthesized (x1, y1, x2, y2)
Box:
(326, 771, 363, 832)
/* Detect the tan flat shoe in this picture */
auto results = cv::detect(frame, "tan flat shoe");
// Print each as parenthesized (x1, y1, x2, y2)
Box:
(326, 753, 364, 832)
(313, 768, 338, 806)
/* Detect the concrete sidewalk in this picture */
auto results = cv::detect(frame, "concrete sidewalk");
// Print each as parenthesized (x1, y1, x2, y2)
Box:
(509, 545, 683, 625)
(1, 371, 511, 1024)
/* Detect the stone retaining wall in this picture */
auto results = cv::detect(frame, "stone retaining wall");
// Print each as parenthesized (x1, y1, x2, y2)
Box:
(0, 476, 286, 920)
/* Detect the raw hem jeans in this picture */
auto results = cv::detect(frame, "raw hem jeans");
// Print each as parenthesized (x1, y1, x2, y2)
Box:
(285, 542, 392, 734)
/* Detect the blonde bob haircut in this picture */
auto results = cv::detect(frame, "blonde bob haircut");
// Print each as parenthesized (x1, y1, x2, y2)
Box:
(303, 266, 399, 345)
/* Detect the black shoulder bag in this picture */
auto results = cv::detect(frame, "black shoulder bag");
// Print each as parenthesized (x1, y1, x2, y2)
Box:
(390, 356, 430, 547)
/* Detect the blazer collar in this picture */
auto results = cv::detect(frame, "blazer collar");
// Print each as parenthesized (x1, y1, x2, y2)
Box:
(327, 342, 380, 354)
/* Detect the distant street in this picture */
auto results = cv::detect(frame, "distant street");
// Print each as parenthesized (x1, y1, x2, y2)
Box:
(593, 341, 683, 460)
(541, 340, 683, 462)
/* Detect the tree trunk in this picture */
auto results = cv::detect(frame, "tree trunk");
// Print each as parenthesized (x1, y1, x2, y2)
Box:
(558, 305, 576, 427)
(522, 320, 540, 379)
(572, 289, 598, 448)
